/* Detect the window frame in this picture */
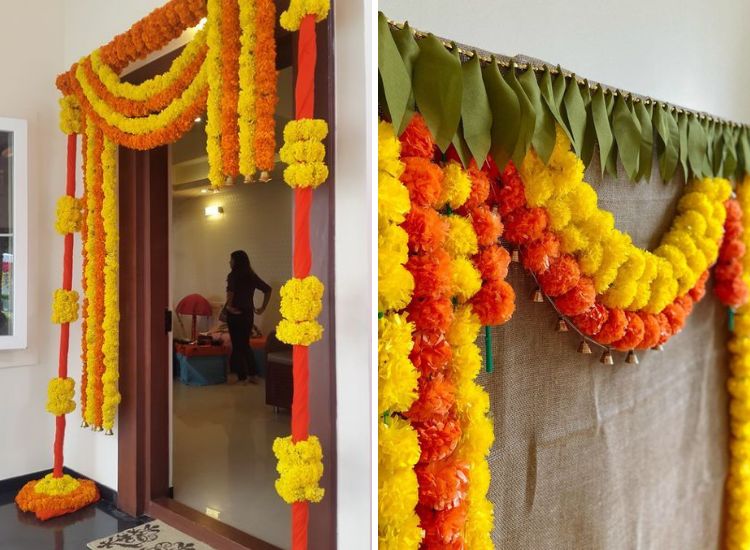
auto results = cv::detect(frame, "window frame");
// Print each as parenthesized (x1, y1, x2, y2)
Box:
(0, 117, 28, 350)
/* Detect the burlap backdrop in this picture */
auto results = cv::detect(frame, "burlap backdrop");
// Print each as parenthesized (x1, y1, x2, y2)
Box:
(478, 156, 729, 549)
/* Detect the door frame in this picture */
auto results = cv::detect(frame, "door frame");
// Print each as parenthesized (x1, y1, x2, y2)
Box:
(115, 9, 336, 549)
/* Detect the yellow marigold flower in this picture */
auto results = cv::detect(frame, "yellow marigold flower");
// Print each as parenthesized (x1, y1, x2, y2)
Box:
(379, 173, 411, 228)
(464, 495, 495, 550)
(677, 192, 714, 219)
(593, 232, 631, 293)
(444, 215, 478, 258)
(378, 464, 420, 528)
(629, 254, 658, 310)
(447, 304, 481, 347)
(450, 342, 483, 386)
(451, 257, 482, 303)
(378, 121, 404, 178)
(59, 95, 82, 135)
(455, 380, 493, 456)
(51, 289, 79, 324)
(378, 511, 423, 550)
(378, 313, 418, 415)
(279, 140, 326, 164)
(549, 126, 573, 167)
(581, 210, 615, 244)
(643, 259, 677, 314)
(566, 183, 598, 222)
(579, 243, 604, 275)
(279, 276, 324, 322)
(54, 196, 83, 235)
(440, 161, 472, 210)
(279, 0, 330, 31)
(284, 118, 329, 144)
(546, 200, 571, 231)
(46, 377, 75, 416)
(283, 162, 329, 189)
(520, 155, 554, 206)
(273, 435, 325, 504)
(654, 243, 690, 288)
(559, 224, 589, 253)
(378, 262, 415, 314)
(378, 415, 420, 474)
(34, 473, 80, 496)
(674, 210, 708, 237)
(277, 319, 324, 346)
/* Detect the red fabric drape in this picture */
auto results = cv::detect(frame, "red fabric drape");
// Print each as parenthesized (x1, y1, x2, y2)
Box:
(53, 133, 77, 477)
(295, 15, 317, 121)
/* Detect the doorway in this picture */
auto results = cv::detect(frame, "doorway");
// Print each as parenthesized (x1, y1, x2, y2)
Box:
(114, 12, 336, 550)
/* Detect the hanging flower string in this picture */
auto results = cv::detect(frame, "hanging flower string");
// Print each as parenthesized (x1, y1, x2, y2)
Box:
(274, 2, 330, 550)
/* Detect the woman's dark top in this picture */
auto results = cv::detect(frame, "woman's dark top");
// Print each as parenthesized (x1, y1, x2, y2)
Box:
(227, 271, 271, 314)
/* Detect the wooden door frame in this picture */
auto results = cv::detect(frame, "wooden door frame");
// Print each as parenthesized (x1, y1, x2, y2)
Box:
(115, 8, 337, 549)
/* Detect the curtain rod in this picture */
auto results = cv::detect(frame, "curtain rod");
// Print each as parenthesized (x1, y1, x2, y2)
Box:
(388, 19, 746, 130)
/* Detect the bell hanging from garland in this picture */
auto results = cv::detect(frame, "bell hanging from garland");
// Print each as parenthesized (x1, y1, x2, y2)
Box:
(81, 420, 89, 428)
(556, 317, 569, 332)
(652, 344, 664, 351)
(511, 249, 520, 263)
(258, 170, 272, 183)
(105, 429, 114, 436)
(600, 349, 614, 365)
(531, 288, 544, 302)
(577, 340, 592, 354)
(625, 350, 639, 364)
(244, 174, 255, 184)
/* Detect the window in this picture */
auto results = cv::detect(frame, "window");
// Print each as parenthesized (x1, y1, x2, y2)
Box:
(0, 118, 27, 350)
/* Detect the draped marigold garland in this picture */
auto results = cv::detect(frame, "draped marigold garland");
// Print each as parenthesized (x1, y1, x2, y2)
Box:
(274, 3, 330, 549)
(726, 176, 750, 548)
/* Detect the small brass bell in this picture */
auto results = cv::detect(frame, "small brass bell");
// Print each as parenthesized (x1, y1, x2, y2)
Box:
(625, 350, 639, 364)
(81, 420, 89, 428)
(531, 288, 544, 303)
(577, 340, 592, 354)
(258, 170, 272, 183)
(511, 249, 520, 263)
(243, 174, 254, 184)
(105, 429, 114, 436)
(556, 317, 569, 332)
(94, 426, 103, 432)
(600, 350, 614, 365)
(652, 344, 664, 351)
(225, 175, 235, 186)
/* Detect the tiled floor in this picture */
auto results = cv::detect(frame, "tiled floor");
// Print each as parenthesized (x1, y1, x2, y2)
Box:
(172, 379, 291, 550)
(0, 488, 147, 550)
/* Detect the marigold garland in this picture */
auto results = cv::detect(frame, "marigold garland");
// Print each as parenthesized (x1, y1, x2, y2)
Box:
(51, 289, 80, 325)
(46, 378, 76, 417)
(715, 198, 749, 309)
(253, 0, 277, 172)
(16, 476, 99, 521)
(273, 436, 325, 504)
(54, 196, 83, 235)
(279, 0, 331, 31)
(205, 0, 224, 187)
(220, 0, 241, 177)
(277, 319, 324, 346)
(59, 96, 82, 135)
(281, 119, 329, 189)
(238, 0, 258, 178)
(280, 276, 324, 321)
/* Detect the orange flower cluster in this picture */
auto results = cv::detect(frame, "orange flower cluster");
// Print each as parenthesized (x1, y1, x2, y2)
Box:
(16, 478, 99, 521)
(220, 0, 241, 176)
(79, 134, 89, 420)
(91, 130, 106, 427)
(715, 198, 749, 308)
(254, 0, 278, 171)
(499, 161, 712, 351)
(78, 49, 206, 118)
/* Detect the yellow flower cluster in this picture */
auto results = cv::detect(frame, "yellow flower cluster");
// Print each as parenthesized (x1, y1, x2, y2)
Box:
(88, 31, 206, 101)
(520, 127, 730, 314)
(726, 176, 750, 548)
(279, 276, 324, 321)
(378, 122, 415, 313)
(281, 119, 329, 189)
(46, 377, 76, 417)
(277, 276, 324, 347)
(378, 416, 423, 549)
(55, 196, 83, 235)
(440, 160, 472, 210)
(59, 95, 82, 135)
(101, 137, 121, 431)
(279, 0, 330, 31)
(272, 435, 325, 504)
(51, 289, 79, 325)
(206, 0, 224, 188)
(378, 120, 421, 547)
(76, 59, 208, 136)
(238, 0, 257, 179)
(33, 473, 80, 496)
(444, 215, 479, 259)
(83, 118, 98, 426)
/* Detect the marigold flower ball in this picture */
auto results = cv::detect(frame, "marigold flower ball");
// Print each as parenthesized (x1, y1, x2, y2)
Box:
(417, 502, 469, 547)
(522, 232, 561, 274)
(399, 114, 436, 159)
(410, 333, 452, 377)
(573, 303, 609, 336)
(400, 157, 443, 208)
(414, 457, 470, 511)
(717, 259, 743, 283)
(470, 206, 503, 247)
(464, 163, 491, 209)
(497, 163, 527, 216)
(407, 296, 454, 335)
(637, 313, 662, 350)
(719, 239, 746, 263)
(474, 245, 511, 282)
(402, 207, 447, 254)
(503, 207, 548, 246)
(407, 250, 452, 299)
(655, 313, 673, 345)
(538, 255, 580, 297)
(407, 375, 456, 423)
(555, 276, 596, 317)
(414, 416, 463, 464)
(688, 271, 709, 302)
(470, 279, 516, 326)
(716, 278, 749, 309)
(662, 302, 687, 335)
(595, 308, 628, 344)
(612, 311, 645, 351)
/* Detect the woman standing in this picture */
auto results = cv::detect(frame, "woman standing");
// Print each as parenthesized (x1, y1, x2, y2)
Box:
(225, 250, 272, 384)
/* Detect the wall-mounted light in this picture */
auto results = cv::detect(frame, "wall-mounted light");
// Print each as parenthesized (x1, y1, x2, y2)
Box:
(204, 205, 224, 218)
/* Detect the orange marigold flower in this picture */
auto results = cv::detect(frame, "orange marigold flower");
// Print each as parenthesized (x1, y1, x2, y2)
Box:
(410, 333, 452, 377)
(555, 276, 595, 317)
(402, 206, 448, 254)
(415, 456, 470, 511)
(399, 113, 435, 159)
(503, 207, 548, 246)
(400, 157, 444, 208)
(407, 296, 454, 335)
(406, 250, 452, 299)
(538, 255, 580, 297)
(470, 279, 516, 326)
(522, 232, 561, 274)
(595, 308, 628, 344)
(469, 206, 503, 247)
(637, 313, 662, 350)
(474, 245, 510, 282)
(573, 303, 609, 337)
(612, 311, 646, 351)
(414, 415, 462, 464)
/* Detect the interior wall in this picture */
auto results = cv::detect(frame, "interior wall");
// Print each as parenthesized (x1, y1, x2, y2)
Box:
(0, 0, 66, 480)
(378, 0, 750, 124)
(171, 184, 293, 338)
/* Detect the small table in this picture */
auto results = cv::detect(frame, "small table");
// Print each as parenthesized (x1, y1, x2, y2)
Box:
(175, 343, 230, 386)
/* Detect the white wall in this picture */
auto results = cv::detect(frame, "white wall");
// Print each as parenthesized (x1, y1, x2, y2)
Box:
(379, 0, 750, 125)
(0, 0, 66, 481)
(171, 184, 293, 337)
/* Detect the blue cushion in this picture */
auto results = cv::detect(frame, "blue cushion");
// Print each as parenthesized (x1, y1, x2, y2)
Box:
(177, 354, 227, 386)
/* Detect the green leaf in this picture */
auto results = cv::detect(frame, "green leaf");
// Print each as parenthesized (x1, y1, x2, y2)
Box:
(612, 95, 641, 180)
(704, 120, 715, 176)
(678, 112, 689, 181)
(519, 66, 556, 163)
(711, 123, 724, 176)
(451, 123, 472, 167)
(723, 126, 738, 179)
(539, 68, 566, 132)
(604, 92, 618, 177)
(482, 59, 520, 170)
(460, 54, 492, 166)
(687, 115, 707, 179)
(504, 65, 536, 166)
(634, 101, 653, 181)
(579, 83, 596, 167)
(412, 34, 463, 151)
(377, 13, 412, 132)
(591, 86, 613, 176)
(739, 128, 750, 177)
(562, 77, 587, 157)
(391, 22, 420, 111)
(653, 104, 679, 182)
